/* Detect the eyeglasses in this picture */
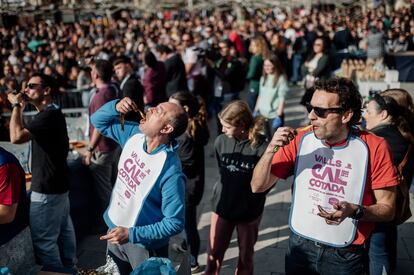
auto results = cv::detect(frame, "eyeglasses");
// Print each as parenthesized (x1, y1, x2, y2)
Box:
(306, 104, 343, 118)
(26, 83, 43, 89)
(182, 39, 190, 42)
(314, 43, 323, 46)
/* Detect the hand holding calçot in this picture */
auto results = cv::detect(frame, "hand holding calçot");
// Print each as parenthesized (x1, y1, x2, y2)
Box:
(267, 127, 296, 153)
(116, 97, 138, 114)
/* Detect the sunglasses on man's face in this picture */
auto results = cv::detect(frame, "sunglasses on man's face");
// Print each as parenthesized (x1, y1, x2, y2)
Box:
(306, 104, 343, 118)
(26, 83, 43, 90)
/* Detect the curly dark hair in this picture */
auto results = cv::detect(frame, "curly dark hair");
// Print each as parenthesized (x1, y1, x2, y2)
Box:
(314, 78, 362, 126)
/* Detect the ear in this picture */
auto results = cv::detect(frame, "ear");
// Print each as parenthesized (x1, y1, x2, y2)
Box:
(160, 124, 174, 135)
(379, 109, 389, 120)
(43, 86, 52, 96)
(341, 110, 354, 124)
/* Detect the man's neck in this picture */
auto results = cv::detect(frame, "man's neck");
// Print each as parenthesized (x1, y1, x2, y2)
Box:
(95, 80, 108, 89)
(325, 127, 350, 146)
(146, 135, 169, 153)
(34, 98, 53, 112)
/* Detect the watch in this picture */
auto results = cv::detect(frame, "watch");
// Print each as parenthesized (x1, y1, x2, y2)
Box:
(87, 146, 94, 152)
(351, 205, 365, 220)
(11, 103, 21, 109)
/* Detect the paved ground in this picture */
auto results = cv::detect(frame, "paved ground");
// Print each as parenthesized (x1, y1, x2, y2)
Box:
(76, 87, 414, 274)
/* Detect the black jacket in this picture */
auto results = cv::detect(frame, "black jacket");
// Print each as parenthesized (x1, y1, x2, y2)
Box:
(177, 126, 209, 207)
(120, 75, 145, 122)
(213, 57, 245, 94)
(164, 54, 188, 96)
(371, 124, 413, 184)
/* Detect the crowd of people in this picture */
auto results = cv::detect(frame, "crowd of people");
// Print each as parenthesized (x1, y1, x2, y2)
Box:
(0, 2, 414, 275)
(1, 4, 414, 113)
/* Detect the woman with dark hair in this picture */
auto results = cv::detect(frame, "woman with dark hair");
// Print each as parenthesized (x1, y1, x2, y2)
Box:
(382, 88, 414, 191)
(380, 89, 414, 145)
(271, 32, 288, 69)
(300, 38, 331, 107)
(254, 54, 288, 139)
(363, 92, 414, 275)
(169, 91, 209, 273)
(206, 100, 268, 275)
(143, 50, 167, 108)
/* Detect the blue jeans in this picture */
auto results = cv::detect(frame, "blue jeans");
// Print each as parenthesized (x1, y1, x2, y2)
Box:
(285, 232, 364, 275)
(30, 191, 77, 273)
(247, 89, 258, 111)
(368, 223, 397, 275)
(291, 54, 303, 83)
(212, 93, 239, 115)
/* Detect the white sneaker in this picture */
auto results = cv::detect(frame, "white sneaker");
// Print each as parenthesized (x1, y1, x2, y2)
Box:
(95, 255, 121, 275)
(191, 263, 200, 274)
(190, 255, 200, 274)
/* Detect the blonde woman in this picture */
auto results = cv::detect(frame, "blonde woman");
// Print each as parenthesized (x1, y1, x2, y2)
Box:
(206, 100, 268, 275)
(247, 36, 270, 110)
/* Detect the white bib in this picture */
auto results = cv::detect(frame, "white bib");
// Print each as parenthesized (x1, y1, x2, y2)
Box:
(108, 134, 167, 227)
(289, 131, 368, 247)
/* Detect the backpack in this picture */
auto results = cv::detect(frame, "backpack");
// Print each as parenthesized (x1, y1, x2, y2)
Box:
(131, 257, 176, 275)
(391, 144, 412, 225)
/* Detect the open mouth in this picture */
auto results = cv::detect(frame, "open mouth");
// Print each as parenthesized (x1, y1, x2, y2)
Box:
(121, 107, 147, 129)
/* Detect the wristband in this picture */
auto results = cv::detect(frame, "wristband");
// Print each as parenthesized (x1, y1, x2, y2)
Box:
(351, 205, 365, 220)
(11, 103, 21, 109)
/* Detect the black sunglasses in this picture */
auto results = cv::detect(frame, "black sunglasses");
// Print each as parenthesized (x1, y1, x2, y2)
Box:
(27, 83, 43, 89)
(306, 104, 343, 118)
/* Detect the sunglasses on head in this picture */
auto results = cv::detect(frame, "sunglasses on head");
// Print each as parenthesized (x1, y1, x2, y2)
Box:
(369, 93, 387, 111)
(27, 83, 43, 89)
(306, 104, 343, 118)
